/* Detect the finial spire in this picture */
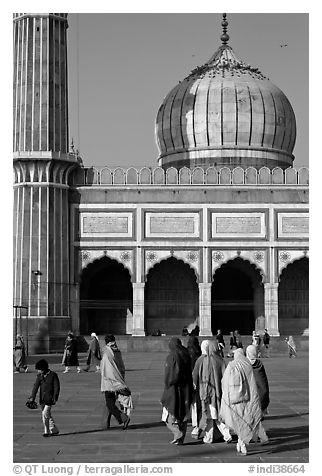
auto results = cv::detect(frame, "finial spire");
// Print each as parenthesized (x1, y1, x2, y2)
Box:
(220, 13, 230, 45)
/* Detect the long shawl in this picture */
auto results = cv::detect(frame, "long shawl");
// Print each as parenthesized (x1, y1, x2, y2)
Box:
(193, 340, 226, 419)
(219, 348, 262, 443)
(160, 338, 193, 421)
(100, 345, 127, 393)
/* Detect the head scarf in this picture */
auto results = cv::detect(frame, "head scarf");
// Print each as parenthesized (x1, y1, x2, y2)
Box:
(246, 345, 258, 364)
(201, 339, 210, 356)
(169, 337, 190, 365)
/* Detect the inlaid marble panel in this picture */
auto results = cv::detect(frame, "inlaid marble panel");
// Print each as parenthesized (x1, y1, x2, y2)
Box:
(211, 212, 266, 238)
(80, 212, 133, 238)
(145, 212, 200, 238)
(277, 213, 309, 238)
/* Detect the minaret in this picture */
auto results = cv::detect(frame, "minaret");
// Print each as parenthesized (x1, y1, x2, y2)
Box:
(13, 13, 79, 351)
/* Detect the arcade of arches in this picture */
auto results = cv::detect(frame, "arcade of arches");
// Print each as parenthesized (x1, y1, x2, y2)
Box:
(79, 256, 309, 336)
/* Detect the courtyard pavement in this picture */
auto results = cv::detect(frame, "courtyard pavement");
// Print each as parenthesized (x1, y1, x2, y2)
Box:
(12, 352, 309, 464)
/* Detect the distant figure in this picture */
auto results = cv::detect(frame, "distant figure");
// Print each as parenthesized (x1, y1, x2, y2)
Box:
(186, 336, 202, 439)
(27, 359, 60, 437)
(285, 336, 297, 358)
(187, 317, 200, 336)
(62, 332, 81, 373)
(14, 335, 28, 373)
(193, 340, 231, 444)
(263, 329, 270, 357)
(100, 334, 131, 429)
(161, 338, 193, 445)
(182, 327, 189, 336)
(84, 333, 102, 372)
(215, 329, 225, 358)
(246, 345, 270, 444)
(234, 330, 243, 348)
(252, 331, 262, 357)
(227, 331, 236, 357)
(219, 348, 262, 455)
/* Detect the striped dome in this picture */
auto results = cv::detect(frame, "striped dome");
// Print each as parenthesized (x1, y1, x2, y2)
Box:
(155, 43, 296, 169)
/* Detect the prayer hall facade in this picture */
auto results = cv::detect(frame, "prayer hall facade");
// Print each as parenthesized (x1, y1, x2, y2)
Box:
(13, 13, 309, 352)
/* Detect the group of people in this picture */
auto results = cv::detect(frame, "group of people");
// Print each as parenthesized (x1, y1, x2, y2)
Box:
(161, 336, 270, 455)
(21, 329, 296, 453)
(26, 334, 132, 437)
(61, 331, 102, 373)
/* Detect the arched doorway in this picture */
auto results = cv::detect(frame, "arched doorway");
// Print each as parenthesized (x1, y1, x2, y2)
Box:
(211, 257, 264, 335)
(278, 257, 309, 335)
(145, 257, 199, 335)
(80, 256, 133, 335)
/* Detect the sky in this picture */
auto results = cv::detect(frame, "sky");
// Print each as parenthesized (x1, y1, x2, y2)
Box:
(67, 12, 309, 169)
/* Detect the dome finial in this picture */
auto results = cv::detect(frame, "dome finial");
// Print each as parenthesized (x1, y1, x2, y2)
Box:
(220, 13, 230, 45)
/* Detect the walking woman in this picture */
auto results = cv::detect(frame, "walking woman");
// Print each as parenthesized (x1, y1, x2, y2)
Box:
(219, 348, 262, 455)
(246, 345, 269, 444)
(285, 336, 297, 358)
(14, 335, 28, 373)
(62, 332, 81, 373)
(192, 340, 231, 444)
(100, 335, 131, 429)
(84, 333, 102, 372)
(186, 336, 202, 439)
(161, 338, 193, 445)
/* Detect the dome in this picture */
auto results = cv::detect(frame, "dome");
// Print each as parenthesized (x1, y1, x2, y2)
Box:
(155, 16, 296, 170)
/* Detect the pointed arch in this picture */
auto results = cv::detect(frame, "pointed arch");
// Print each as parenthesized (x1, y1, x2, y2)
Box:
(211, 257, 264, 335)
(278, 256, 309, 335)
(145, 256, 199, 335)
(79, 256, 132, 335)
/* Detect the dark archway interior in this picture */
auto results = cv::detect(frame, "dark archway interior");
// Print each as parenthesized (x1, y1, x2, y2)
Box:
(80, 256, 132, 335)
(278, 257, 309, 335)
(145, 257, 198, 335)
(211, 258, 263, 335)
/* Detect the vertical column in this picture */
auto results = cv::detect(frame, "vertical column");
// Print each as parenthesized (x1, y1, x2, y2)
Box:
(198, 283, 212, 336)
(132, 283, 145, 336)
(264, 283, 280, 336)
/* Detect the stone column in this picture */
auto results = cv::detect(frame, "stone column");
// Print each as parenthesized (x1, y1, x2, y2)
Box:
(198, 283, 212, 336)
(264, 283, 280, 336)
(132, 283, 145, 336)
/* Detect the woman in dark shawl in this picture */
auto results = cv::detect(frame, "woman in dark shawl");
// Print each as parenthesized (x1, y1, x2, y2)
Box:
(161, 337, 193, 445)
(246, 345, 269, 444)
(193, 340, 231, 443)
(187, 336, 202, 438)
(62, 332, 81, 373)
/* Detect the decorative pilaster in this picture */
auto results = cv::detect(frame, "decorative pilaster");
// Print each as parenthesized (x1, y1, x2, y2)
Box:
(132, 283, 145, 336)
(198, 283, 212, 336)
(264, 283, 280, 336)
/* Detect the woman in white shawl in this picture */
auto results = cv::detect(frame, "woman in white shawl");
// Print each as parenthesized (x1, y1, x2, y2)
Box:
(193, 340, 231, 444)
(219, 347, 262, 455)
(100, 335, 132, 429)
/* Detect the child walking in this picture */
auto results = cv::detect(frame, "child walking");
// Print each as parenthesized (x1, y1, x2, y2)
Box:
(27, 359, 60, 437)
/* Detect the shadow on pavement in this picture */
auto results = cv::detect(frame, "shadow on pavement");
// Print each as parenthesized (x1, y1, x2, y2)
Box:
(57, 421, 164, 436)
(265, 412, 309, 421)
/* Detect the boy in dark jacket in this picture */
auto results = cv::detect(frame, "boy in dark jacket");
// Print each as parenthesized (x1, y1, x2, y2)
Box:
(27, 359, 60, 437)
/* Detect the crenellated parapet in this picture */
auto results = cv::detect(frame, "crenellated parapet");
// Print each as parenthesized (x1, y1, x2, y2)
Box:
(72, 165, 309, 186)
